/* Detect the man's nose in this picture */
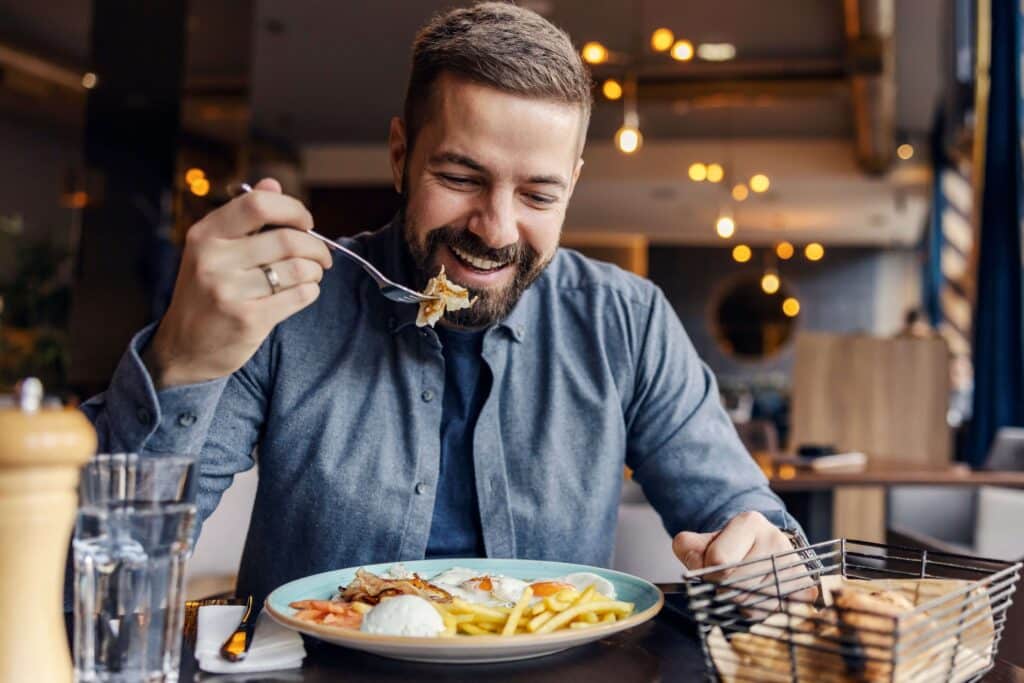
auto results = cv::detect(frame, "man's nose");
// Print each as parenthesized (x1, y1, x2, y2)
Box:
(467, 188, 518, 250)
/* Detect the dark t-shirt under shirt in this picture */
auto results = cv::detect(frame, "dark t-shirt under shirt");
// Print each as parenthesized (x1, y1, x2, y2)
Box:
(425, 326, 490, 558)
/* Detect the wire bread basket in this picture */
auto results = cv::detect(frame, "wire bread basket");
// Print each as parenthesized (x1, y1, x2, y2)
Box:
(683, 539, 1021, 682)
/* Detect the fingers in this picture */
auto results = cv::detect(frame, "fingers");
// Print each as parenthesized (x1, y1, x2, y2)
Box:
(228, 228, 333, 271)
(193, 187, 315, 240)
(702, 514, 760, 577)
(252, 177, 282, 193)
(673, 531, 715, 572)
(252, 282, 321, 328)
(244, 258, 324, 297)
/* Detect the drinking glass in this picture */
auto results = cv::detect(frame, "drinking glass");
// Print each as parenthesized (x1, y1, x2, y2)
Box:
(73, 453, 197, 682)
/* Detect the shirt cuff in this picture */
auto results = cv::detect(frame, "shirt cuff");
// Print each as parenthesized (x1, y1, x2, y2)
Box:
(103, 322, 229, 454)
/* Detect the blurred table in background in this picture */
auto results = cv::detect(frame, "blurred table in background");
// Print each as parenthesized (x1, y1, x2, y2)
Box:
(760, 458, 1024, 543)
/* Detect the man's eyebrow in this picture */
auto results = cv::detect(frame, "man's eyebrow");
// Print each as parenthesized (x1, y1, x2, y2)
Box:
(524, 174, 567, 190)
(429, 152, 487, 173)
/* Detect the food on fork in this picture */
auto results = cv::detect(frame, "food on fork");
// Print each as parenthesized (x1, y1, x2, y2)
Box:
(416, 265, 476, 327)
(288, 566, 634, 637)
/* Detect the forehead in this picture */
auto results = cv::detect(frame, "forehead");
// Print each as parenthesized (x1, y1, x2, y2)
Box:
(416, 73, 583, 174)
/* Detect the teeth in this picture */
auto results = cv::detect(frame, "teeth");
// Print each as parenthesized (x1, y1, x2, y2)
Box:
(452, 245, 508, 271)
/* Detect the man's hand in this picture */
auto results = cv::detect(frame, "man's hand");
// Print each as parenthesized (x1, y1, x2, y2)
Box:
(672, 511, 818, 605)
(144, 178, 332, 388)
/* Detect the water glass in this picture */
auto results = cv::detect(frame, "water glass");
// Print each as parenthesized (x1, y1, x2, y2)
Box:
(73, 453, 197, 683)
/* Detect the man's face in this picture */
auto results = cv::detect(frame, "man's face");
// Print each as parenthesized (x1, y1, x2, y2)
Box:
(390, 73, 584, 328)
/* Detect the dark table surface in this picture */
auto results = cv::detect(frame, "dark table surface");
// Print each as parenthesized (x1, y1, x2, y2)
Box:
(67, 602, 1024, 682)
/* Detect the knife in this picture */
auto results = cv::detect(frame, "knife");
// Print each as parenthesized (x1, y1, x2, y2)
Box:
(219, 594, 256, 662)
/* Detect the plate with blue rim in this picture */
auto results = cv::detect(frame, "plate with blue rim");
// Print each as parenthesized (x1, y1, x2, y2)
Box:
(264, 558, 664, 663)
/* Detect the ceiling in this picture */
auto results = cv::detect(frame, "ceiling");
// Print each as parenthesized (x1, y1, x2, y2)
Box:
(0, 0, 949, 143)
(0, 0, 948, 245)
(249, 0, 944, 144)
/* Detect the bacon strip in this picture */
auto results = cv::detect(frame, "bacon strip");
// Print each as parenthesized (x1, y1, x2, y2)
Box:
(339, 568, 453, 605)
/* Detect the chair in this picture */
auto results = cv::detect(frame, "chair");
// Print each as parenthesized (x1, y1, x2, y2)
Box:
(185, 466, 258, 599)
(732, 419, 779, 455)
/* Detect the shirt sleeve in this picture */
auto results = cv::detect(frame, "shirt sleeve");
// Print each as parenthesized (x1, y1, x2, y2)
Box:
(624, 287, 804, 537)
(78, 323, 266, 526)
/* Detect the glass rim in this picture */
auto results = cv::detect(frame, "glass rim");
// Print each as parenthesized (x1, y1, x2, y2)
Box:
(89, 452, 197, 466)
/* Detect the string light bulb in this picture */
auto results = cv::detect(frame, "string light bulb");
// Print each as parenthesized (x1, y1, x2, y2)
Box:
(805, 242, 825, 261)
(615, 125, 642, 154)
(602, 79, 623, 100)
(716, 213, 735, 239)
(670, 40, 694, 62)
(688, 163, 708, 182)
(650, 28, 674, 52)
(706, 163, 724, 183)
(732, 244, 752, 263)
(761, 271, 780, 294)
(782, 297, 801, 317)
(750, 174, 770, 193)
(189, 177, 211, 197)
(185, 168, 205, 184)
(581, 42, 608, 64)
(775, 241, 794, 260)
(731, 184, 749, 201)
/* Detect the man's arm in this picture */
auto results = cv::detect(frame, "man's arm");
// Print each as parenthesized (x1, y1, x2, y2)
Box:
(623, 287, 811, 581)
(79, 322, 268, 528)
(624, 286, 797, 535)
(79, 176, 328, 524)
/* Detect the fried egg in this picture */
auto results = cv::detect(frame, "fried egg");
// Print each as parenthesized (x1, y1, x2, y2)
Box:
(428, 569, 536, 606)
(549, 572, 617, 600)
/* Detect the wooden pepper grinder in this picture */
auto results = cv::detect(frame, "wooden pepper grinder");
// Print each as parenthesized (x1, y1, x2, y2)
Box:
(0, 378, 96, 683)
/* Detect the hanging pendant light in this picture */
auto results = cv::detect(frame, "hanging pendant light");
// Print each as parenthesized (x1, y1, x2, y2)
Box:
(614, 74, 642, 154)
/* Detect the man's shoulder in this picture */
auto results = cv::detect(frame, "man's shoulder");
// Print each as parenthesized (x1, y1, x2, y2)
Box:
(541, 247, 658, 309)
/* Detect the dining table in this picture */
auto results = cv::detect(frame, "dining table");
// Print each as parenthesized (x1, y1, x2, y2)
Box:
(65, 598, 1024, 682)
(764, 460, 1024, 545)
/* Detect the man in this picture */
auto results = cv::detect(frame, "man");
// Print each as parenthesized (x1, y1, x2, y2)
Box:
(82, 2, 809, 603)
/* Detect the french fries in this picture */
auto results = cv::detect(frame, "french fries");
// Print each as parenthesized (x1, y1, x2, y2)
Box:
(428, 584, 635, 637)
(502, 586, 534, 635)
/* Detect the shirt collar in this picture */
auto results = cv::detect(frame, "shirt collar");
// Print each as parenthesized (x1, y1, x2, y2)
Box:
(372, 217, 534, 343)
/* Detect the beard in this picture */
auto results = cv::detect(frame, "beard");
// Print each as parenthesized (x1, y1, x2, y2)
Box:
(400, 205, 552, 328)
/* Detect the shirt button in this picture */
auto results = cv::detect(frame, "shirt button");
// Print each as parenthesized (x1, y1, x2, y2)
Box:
(421, 389, 434, 403)
(136, 406, 151, 425)
(176, 413, 197, 427)
(415, 482, 428, 495)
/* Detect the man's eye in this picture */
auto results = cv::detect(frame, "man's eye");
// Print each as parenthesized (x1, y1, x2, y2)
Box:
(441, 174, 476, 187)
(525, 192, 556, 205)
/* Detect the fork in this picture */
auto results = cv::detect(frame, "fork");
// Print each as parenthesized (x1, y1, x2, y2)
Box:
(240, 183, 437, 304)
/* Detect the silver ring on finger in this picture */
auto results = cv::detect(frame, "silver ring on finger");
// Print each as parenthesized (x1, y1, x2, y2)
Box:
(260, 264, 281, 295)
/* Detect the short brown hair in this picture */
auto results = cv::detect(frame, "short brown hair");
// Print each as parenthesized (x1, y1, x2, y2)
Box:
(403, 1, 592, 153)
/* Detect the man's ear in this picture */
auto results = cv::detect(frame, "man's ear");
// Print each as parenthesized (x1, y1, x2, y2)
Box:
(566, 158, 584, 201)
(388, 116, 407, 194)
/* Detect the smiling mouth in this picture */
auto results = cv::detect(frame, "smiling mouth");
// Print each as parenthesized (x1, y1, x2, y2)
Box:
(449, 244, 512, 272)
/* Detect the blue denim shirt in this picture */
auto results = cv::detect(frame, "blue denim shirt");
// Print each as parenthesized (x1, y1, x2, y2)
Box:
(81, 221, 798, 603)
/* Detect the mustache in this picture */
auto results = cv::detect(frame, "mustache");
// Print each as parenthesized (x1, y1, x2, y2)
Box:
(425, 226, 526, 265)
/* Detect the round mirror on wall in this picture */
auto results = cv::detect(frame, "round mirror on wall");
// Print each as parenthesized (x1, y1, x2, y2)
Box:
(712, 275, 798, 360)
